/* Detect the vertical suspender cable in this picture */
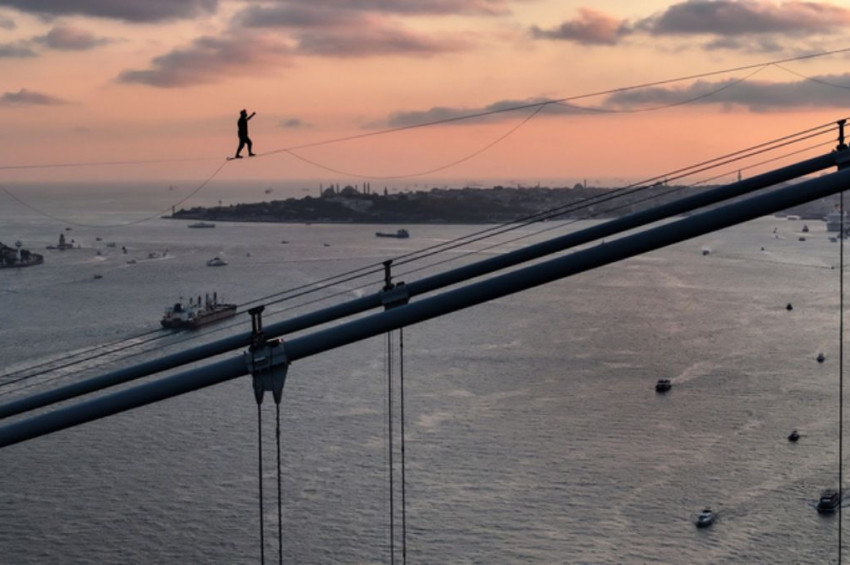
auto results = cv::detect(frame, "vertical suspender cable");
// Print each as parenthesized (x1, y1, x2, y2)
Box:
(387, 332, 395, 565)
(838, 197, 845, 561)
(399, 328, 407, 565)
(276, 403, 283, 565)
(258, 403, 266, 565)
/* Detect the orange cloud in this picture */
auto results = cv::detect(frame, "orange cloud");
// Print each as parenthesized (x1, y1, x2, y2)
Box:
(117, 34, 292, 88)
(531, 8, 630, 45)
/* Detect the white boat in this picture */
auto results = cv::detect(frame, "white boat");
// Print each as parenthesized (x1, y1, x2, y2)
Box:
(207, 257, 228, 267)
(825, 211, 844, 232)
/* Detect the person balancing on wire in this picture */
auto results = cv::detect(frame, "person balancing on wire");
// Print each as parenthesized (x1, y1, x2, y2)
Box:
(233, 109, 256, 159)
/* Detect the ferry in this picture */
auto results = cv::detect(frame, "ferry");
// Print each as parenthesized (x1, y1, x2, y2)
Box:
(161, 293, 237, 330)
(376, 228, 410, 239)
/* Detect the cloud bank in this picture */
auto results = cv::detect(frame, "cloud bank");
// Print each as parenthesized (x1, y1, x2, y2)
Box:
(0, 88, 69, 106)
(531, 8, 631, 45)
(385, 98, 582, 127)
(34, 25, 114, 51)
(533, 1, 850, 50)
(117, 35, 291, 87)
(0, 0, 218, 23)
(605, 74, 850, 111)
(0, 41, 35, 57)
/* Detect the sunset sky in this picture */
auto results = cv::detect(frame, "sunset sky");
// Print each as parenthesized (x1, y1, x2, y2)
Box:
(2, 0, 850, 186)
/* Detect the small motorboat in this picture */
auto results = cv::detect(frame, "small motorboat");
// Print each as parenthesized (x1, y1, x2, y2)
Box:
(696, 508, 715, 528)
(787, 430, 800, 442)
(802, 224, 810, 232)
(817, 352, 826, 363)
(207, 257, 228, 267)
(817, 489, 841, 513)
(655, 379, 672, 393)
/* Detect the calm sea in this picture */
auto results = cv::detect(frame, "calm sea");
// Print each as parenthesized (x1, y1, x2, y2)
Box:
(0, 182, 847, 564)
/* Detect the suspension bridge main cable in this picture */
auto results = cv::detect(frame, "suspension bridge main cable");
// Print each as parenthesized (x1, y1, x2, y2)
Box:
(389, 124, 839, 271)
(0, 121, 839, 395)
(247, 120, 842, 312)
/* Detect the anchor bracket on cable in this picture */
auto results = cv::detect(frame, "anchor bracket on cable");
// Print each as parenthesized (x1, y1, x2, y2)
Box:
(836, 119, 850, 169)
(245, 306, 289, 404)
(380, 259, 409, 310)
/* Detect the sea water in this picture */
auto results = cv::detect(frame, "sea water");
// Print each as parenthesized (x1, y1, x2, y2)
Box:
(0, 182, 847, 564)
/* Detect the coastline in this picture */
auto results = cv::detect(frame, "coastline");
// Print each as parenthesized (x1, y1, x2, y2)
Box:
(165, 182, 840, 227)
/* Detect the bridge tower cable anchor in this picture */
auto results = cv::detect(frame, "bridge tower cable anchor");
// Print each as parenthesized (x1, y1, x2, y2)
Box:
(381, 260, 410, 310)
(245, 306, 289, 565)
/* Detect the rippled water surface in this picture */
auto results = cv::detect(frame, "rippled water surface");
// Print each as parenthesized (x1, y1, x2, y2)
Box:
(0, 184, 847, 564)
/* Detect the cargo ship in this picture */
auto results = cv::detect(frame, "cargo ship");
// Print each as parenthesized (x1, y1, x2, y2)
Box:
(160, 292, 237, 329)
(375, 228, 409, 238)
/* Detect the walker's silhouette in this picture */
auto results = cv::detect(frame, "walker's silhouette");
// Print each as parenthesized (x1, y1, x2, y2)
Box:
(233, 109, 256, 159)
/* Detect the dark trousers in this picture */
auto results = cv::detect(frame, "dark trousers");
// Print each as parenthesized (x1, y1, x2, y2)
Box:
(236, 136, 253, 156)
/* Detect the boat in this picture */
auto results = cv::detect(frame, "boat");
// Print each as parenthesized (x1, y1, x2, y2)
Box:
(695, 508, 715, 528)
(788, 430, 800, 442)
(160, 293, 237, 330)
(817, 352, 826, 363)
(189, 221, 216, 228)
(802, 224, 809, 233)
(207, 257, 228, 267)
(655, 379, 672, 393)
(817, 489, 841, 513)
(376, 229, 410, 239)
(826, 210, 844, 232)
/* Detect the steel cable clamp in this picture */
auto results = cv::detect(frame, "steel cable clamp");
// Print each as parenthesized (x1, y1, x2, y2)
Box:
(245, 306, 289, 404)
